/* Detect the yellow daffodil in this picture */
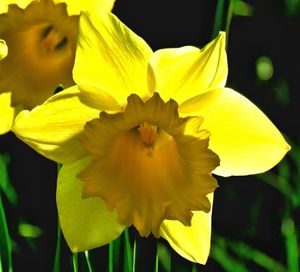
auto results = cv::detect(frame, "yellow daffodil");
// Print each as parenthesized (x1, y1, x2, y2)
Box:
(0, 0, 115, 135)
(12, 11, 290, 264)
(0, 39, 17, 134)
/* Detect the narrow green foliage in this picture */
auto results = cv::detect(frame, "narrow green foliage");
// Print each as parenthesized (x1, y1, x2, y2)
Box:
(257, 171, 294, 203)
(132, 238, 137, 272)
(225, 0, 233, 45)
(123, 229, 133, 272)
(192, 264, 198, 272)
(212, 0, 225, 39)
(0, 154, 17, 205)
(0, 194, 13, 272)
(84, 251, 93, 272)
(72, 253, 78, 272)
(282, 217, 299, 272)
(157, 242, 171, 272)
(213, 235, 288, 272)
(53, 221, 61, 272)
(108, 242, 113, 272)
(155, 245, 159, 272)
(113, 235, 121, 270)
(211, 0, 233, 46)
(211, 240, 248, 272)
(232, 0, 253, 16)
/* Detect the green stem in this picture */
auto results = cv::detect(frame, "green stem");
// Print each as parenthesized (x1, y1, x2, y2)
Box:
(123, 229, 132, 272)
(211, 0, 234, 47)
(108, 242, 113, 272)
(155, 244, 159, 272)
(53, 163, 62, 272)
(0, 193, 12, 272)
(211, 0, 225, 39)
(225, 0, 233, 46)
(53, 221, 61, 272)
(84, 251, 93, 272)
(282, 217, 299, 272)
(132, 238, 137, 272)
(72, 253, 78, 272)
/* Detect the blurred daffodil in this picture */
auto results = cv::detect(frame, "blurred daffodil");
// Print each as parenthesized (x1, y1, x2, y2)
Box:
(12, 12, 290, 264)
(0, 0, 115, 135)
(0, 40, 17, 134)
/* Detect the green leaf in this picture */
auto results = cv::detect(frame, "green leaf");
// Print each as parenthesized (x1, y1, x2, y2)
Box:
(72, 253, 78, 272)
(123, 229, 132, 272)
(0, 153, 17, 205)
(282, 217, 299, 272)
(84, 251, 93, 272)
(212, 234, 287, 272)
(53, 221, 61, 272)
(211, 241, 248, 272)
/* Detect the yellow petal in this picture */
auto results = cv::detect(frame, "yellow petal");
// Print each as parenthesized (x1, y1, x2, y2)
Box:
(57, 157, 125, 252)
(0, 0, 31, 13)
(148, 32, 227, 104)
(0, 0, 115, 15)
(11, 86, 101, 164)
(74, 12, 153, 106)
(0, 92, 19, 135)
(0, 39, 8, 60)
(160, 193, 213, 264)
(78, 84, 121, 111)
(54, 0, 116, 15)
(181, 88, 290, 176)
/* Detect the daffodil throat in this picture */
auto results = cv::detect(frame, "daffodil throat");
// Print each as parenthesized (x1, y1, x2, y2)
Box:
(41, 24, 68, 54)
(78, 93, 220, 237)
(0, 1, 78, 109)
(137, 122, 157, 156)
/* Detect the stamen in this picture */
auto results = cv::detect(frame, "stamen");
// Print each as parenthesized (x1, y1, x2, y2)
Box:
(41, 25, 68, 53)
(137, 122, 157, 156)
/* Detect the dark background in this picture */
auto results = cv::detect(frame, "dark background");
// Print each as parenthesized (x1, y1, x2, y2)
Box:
(0, 0, 299, 271)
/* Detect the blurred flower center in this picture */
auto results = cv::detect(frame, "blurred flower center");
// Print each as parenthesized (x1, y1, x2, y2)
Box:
(41, 24, 68, 54)
(0, 1, 78, 109)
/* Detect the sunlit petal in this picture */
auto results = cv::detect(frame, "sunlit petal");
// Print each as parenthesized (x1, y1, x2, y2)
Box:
(0, 39, 8, 59)
(0, 0, 31, 13)
(148, 32, 227, 104)
(74, 12, 152, 106)
(57, 156, 125, 252)
(54, 0, 116, 15)
(12, 86, 102, 164)
(160, 193, 213, 264)
(180, 88, 290, 176)
(78, 84, 121, 111)
(0, 92, 18, 135)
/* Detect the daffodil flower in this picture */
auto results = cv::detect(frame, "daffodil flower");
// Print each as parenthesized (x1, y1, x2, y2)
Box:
(12, 12, 290, 264)
(0, 0, 115, 135)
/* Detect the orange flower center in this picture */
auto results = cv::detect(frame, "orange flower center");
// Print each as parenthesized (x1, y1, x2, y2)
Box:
(137, 122, 157, 156)
(79, 93, 220, 237)
(41, 25, 68, 54)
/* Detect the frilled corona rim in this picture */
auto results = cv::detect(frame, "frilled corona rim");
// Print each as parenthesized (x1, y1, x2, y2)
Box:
(78, 93, 220, 237)
(0, 1, 78, 34)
